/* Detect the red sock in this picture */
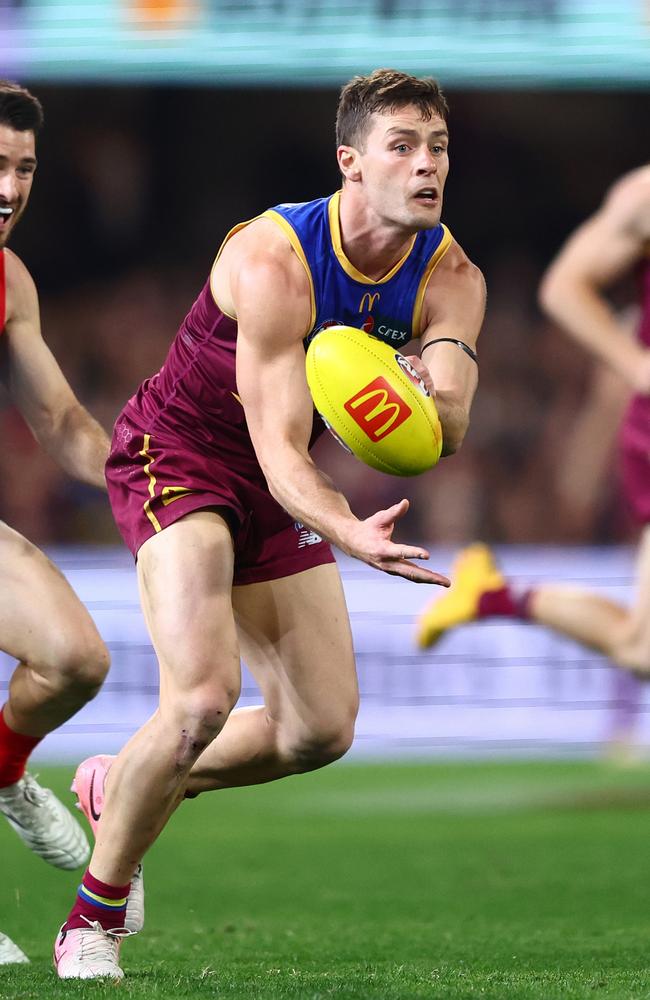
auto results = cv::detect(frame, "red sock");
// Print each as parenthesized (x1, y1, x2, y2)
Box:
(65, 869, 131, 932)
(477, 585, 534, 620)
(0, 705, 42, 787)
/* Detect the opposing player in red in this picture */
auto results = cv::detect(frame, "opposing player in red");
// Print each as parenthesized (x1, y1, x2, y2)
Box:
(0, 80, 113, 961)
(417, 167, 650, 679)
(54, 69, 486, 980)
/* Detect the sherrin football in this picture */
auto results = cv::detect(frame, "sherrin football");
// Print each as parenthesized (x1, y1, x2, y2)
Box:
(305, 325, 443, 476)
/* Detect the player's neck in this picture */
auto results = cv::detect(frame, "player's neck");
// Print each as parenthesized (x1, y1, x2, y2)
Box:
(337, 189, 415, 282)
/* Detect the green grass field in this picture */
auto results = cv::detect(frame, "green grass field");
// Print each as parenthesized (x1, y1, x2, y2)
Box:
(3, 760, 650, 999)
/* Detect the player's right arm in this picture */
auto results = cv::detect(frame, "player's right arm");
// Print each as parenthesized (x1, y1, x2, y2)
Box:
(1, 249, 110, 487)
(539, 167, 650, 394)
(222, 222, 448, 586)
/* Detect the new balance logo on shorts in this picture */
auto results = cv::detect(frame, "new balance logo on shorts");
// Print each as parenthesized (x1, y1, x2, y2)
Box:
(294, 523, 322, 548)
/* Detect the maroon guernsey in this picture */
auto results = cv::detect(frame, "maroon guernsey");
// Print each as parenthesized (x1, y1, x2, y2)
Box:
(106, 278, 335, 583)
(126, 278, 262, 475)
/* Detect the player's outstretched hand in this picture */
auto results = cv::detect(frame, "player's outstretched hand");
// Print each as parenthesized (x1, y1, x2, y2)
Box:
(348, 499, 450, 585)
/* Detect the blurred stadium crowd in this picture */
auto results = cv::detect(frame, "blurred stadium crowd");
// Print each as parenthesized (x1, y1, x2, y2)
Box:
(1, 84, 645, 547)
(0, 1, 563, 21)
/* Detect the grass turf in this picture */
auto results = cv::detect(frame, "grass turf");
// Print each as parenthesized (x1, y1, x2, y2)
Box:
(3, 760, 650, 998)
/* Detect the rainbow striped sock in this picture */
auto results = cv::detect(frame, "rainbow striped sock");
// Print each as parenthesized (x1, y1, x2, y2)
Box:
(65, 869, 130, 932)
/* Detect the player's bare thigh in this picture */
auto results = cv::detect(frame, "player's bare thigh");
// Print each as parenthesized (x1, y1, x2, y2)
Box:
(135, 509, 241, 704)
(232, 563, 359, 747)
(0, 520, 102, 667)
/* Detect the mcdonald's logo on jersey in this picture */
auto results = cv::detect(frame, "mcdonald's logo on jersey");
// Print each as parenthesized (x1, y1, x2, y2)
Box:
(344, 377, 412, 441)
(358, 291, 380, 313)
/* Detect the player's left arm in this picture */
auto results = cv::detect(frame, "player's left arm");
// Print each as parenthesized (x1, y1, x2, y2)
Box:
(1, 250, 110, 488)
(415, 242, 485, 456)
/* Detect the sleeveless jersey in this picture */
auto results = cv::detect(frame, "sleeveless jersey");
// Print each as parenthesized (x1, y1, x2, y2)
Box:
(124, 191, 452, 459)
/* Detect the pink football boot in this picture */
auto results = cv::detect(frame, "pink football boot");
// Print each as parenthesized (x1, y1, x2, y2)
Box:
(53, 917, 129, 980)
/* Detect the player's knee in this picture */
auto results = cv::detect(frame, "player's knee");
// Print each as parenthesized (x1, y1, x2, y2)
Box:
(618, 648, 650, 676)
(48, 632, 110, 700)
(169, 683, 240, 766)
(284, 716, 356, 772)
(610, 623, 650, 675)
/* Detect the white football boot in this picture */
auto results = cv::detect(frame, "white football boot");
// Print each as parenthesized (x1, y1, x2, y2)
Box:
(125, 864, 145, 934)
(53, 917, 131, 980)
(0, 932, 29, 964)
(0, 773, 90, 870)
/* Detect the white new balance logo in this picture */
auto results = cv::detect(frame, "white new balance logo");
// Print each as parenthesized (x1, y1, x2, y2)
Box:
(294, 523, 322, 548)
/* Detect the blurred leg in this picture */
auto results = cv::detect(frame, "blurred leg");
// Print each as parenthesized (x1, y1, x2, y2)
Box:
(417, 532, 650, 677)
(531, 527, 650, 673)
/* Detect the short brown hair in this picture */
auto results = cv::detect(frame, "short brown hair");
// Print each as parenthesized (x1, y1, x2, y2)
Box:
(0, 79, 44, 134)
(336, 68, 448, 150)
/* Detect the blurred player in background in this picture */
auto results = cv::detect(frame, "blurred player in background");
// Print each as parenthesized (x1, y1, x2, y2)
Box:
(54, 68, 485, 980)
(417, 166, 650, 683)
(0, 80, 112, 962)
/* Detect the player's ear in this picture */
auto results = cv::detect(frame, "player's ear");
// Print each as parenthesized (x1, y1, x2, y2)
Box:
(337, 145, 362, 182)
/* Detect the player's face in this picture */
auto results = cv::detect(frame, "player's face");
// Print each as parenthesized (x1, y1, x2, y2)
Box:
(355, 106, 449, 231)
(0, 125, 37, 248)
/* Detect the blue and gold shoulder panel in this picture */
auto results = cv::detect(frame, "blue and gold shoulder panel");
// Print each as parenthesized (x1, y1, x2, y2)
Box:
(266, 192, 452, 348)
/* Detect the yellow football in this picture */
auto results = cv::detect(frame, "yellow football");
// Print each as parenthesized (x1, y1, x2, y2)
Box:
(306, 325, 442, 476)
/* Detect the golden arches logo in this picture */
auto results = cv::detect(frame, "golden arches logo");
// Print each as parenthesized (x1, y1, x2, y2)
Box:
(344, 377, 412, 441)
(358, 291, 380, 313)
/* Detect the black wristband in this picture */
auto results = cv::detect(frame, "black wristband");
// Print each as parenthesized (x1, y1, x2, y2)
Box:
(421, 337, 478, 365)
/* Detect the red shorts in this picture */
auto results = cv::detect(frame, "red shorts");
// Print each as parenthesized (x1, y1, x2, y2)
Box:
(105, 412, 336, 585)
(619, 400, 650, 526)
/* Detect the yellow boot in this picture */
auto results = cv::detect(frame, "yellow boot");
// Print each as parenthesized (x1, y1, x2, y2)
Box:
(416, 544, 505, 649)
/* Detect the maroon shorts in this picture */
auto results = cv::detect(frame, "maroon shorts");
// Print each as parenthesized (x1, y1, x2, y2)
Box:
(619, 402, 650, 526)
(105, 413, 335, 585)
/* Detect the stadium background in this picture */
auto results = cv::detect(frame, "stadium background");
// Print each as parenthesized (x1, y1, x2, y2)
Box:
(1, 0, 649, 760)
